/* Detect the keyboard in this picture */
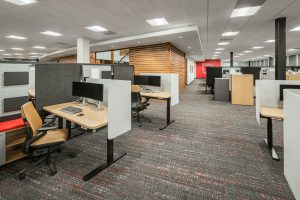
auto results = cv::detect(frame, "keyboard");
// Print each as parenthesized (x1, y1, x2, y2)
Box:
(60, 106, 82, 115)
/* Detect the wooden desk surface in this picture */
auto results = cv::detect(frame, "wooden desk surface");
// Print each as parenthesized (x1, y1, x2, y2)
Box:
(44, 102, 108, 129)
(140, 92, 171, 100)
(260, 106, 284, 119)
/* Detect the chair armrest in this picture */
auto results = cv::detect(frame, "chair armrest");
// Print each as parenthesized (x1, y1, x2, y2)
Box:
(37, 126, 57, 132)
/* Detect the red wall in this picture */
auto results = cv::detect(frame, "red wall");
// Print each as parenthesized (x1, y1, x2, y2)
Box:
(196, 59, 221, 79)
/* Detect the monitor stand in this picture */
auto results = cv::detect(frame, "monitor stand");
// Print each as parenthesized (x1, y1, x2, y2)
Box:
(91, 101, 103, 111)
(79, 98, 87, 107)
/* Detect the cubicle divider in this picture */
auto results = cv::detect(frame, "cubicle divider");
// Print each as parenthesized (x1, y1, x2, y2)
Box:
(0, 62, 34, 119)
(255, 80, 300, 124)
(35, 63, 82, 116)
(82, 64, 111, 79)
(87, 79, 131, 139)
(141, 73, 179, 106)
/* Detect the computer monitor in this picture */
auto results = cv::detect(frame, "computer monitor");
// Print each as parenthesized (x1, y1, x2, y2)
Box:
(72, 82, 103, 101)
(279, 84, 300, 101)
(148, 76, 161, 87)
(134, 75, 149, 85)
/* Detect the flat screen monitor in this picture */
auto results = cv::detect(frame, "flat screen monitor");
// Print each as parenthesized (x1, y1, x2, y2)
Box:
(279, 84, 300, 101)
(134, 75, 149, 85)
(148, 76, 161, 87)
(72, 82, 103, 101)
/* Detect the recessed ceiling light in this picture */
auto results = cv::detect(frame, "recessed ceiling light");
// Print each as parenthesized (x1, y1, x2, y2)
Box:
(288, 48, 297, 52)
(40, 31, 62, 37)
(265, 39, 275, 43)
(3, 53, 11, 56)
(238, 54, 245, 56)
(244, 50, 253, 53)
(111, 46, 114, 48)
(234, 56, 240, 58)
(231, 6, 262, 18)
(3, 0, 37, 5)
(0, 49, 5, 52)
(178, 36, 183, 39)
(14, 53, 23, 56)
(29, 52, 39, 55)
(264, 55, 271, 57)
(6, 35, 27, 40)
(137, 41, 141, 44)
(187, 46, 191, 49)
(146, 18, 168, 26)
(222, 32, 239, 36)
(216, 48, 225, 51)
(32, 45, 46, 49)
(290, 27, 300, 32)
(257, 57, 262, 59)
(214, 52, 221, 54)
(218, 42, 230, 46)
(85, 25, 108, 32)
(252, 46, 264, 49)
(11, 47, 24, 51)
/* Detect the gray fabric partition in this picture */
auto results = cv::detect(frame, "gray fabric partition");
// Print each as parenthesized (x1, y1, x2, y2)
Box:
(112, 65, 134, 83)
(35, 63, 82, 116)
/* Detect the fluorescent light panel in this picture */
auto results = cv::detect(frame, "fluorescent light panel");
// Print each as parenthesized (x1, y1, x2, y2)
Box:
(40, 31, 62, 36)
(231, 6, 261, 18)
(3, 0, 36, 5)
(218, 42, 230, 46)
(252, 46, 264, 49)
(222, 31, 239, 36)
(33, 45, 46, 49)
(85, 25, 108, 32)
(0, 49, 5, 52)
(290, 27, 300, 32)
(146, 18, 168, 26)
(216, 48, 225, 51)
(6, 35, 27, 40)
(11, 47, 24, 51)
(244, 50, 253, 53)
(265, 39, 275, 43)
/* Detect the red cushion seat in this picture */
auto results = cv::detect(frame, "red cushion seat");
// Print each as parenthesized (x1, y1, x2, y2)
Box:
(0, 118, 25, 132)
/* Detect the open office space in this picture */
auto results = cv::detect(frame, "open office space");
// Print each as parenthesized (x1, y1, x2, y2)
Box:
(1, 0, 300, 199)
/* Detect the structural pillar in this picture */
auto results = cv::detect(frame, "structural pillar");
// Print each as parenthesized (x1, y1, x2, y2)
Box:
(269, 57, 273, 67)
(77, 37, 90, 63)
(248, 61, 251, 67)
(275, 18, 286, 80)
(230, 52, 233, 67)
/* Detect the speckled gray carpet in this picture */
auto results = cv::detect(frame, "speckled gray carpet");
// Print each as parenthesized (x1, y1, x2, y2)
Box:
(0, 80, 294, 200)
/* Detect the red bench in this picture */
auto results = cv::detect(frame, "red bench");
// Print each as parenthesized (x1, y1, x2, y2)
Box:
(0, 118, 25, 132)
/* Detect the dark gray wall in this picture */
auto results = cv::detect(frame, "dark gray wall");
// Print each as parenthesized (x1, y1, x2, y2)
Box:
(35, 64, 82, 116)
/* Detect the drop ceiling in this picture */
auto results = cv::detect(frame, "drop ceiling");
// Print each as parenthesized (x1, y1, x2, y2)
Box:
(0, 0, 300, 62)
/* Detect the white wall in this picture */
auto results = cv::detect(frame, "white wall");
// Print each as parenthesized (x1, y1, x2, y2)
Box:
(186, 58, 196, 84)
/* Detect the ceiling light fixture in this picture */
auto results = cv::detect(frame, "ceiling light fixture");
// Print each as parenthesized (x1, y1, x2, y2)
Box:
(6, 35, 27, 40)
(40, 31, 62, 37)
(0, 49, 5, 52)
(3, 53, 11, 56)
(11, 47, 24, 51)
(187, 46, 191, 49)
(146, 18, 169, 26)
(222, 31, 239, 36)
(214, 52, 221, 54)
(252, 46, 264, 49)
(33, 45, 46, 49)
(264, 55, 271, 57)
(290, 27, 300, 32)
(288, 48, 297, 52)
(3, 0, 37, 5)
(216, 48, 225, 51)
(244, 50, 253, 53)
(14, 53, 23, 56)
(178, 36, 183, 39)
(265, 39, 275, 43)
(231, 6, 262, 18)
(29, 52, 39, 55)
(238, 54, 245, 56)
(218, 42, 230, 46)
(85, 25, 108, 32)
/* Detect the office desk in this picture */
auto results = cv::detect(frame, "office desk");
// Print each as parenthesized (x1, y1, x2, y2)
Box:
(260, 106, 283, 160)
(140, 92, 174, 130)
(44, 102, 125, 181)
(28, 89, 35, 98)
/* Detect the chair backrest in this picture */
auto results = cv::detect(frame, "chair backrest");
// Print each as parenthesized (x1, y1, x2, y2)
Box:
(21, 102, 43, 136)
(131, 92, 141, 108)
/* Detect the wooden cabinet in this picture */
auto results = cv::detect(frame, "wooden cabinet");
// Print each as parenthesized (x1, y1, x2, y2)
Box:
(231, 74, 254, 106)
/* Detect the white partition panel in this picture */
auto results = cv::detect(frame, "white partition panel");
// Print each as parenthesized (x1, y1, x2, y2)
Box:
(255, 80, 300, 124)
(87, 79, 131, 140)
(82, 65, 111, 80)
(284, 89, 300, 200)
(141, 73, 179, 106)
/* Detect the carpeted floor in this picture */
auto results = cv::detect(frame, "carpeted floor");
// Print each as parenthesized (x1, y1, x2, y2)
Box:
(0, 80, 294, 200)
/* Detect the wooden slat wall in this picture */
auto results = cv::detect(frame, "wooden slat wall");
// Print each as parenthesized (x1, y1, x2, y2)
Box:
(129, 43, 186, 92)
(170, 45, 186, 92)
(129, 43, 169, 75)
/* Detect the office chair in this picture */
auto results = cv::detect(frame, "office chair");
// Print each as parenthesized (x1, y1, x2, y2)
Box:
(131, 92, 151, 127)
(18, 102, 75, 180)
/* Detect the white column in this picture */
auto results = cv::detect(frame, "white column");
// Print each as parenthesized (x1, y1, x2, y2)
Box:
(77, 37, 90, 63)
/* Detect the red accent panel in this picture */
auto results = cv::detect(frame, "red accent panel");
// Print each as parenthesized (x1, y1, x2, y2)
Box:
(196, 59, 221, 79)
(0, 118, 25, 132)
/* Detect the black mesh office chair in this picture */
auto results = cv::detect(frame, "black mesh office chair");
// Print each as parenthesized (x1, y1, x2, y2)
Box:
(131, 92, 151, 127)
(18, 102, 76, 180)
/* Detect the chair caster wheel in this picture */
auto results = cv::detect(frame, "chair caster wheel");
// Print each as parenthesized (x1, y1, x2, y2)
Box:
(70, 153, 76, 158)
(50, 170, 57, 176)
(19, 173, 26, 180)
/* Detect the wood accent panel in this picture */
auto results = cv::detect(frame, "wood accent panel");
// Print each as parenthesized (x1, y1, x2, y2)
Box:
(170, 45, 186, 92)
(129, 43, 186, 92)
(286, 74, 300, 80)
(231, 74, 254, 106)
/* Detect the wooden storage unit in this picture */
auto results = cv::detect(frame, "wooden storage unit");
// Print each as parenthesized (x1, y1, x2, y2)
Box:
(231, 74, 254, 106)
(286, 74, 300, 80)
(0, 127, 26, 166)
